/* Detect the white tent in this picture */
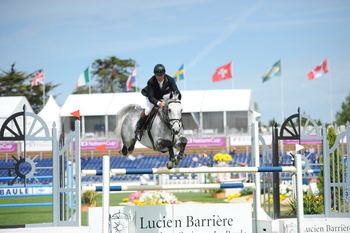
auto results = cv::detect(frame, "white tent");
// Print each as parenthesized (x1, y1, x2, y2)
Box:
(0, 96, 34, 138)
(60, 89, 255, 137)
(37, 95, 61, 137)
(60, 89, 253, 116)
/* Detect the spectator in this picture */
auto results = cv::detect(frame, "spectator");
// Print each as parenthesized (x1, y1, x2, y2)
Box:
(229, 147, 236, 157)
(314, 154, 319, 164)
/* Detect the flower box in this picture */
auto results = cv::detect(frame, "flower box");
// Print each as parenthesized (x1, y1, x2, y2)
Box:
(211, 192, 225, 198)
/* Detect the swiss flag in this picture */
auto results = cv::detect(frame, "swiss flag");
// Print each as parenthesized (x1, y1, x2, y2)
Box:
(307, 59, 329, 80)
(212, 62, 233, 82)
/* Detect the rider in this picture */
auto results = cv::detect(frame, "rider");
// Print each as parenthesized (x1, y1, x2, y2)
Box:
(134, 64, 181, 141)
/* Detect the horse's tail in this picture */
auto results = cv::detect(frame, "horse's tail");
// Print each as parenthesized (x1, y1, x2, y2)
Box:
(115, 104, 140, 140)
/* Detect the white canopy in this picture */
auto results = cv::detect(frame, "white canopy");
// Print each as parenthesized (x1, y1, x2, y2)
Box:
(37, 95, 61, 137)
(0, 96, 34, 138)
(60, 89, 253, 116)
(0, 96, 34, 118)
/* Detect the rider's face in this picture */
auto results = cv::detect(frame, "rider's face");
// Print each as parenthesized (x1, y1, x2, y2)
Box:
(155, 74, 165, 82)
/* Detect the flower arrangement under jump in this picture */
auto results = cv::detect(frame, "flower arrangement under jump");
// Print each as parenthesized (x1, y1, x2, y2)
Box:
(122, 190, 179, 205)
(213, 153, 233, 162)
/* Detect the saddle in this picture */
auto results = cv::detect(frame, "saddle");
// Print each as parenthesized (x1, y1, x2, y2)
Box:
(140, 107, 159, 131)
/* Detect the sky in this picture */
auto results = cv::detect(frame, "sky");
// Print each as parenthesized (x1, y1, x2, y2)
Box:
(1, 0, 349, 126)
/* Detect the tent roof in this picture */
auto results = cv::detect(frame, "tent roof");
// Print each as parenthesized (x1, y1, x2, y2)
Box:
(0, 96, 34, 118)
(60, 89, 253, 117)
(38, 95, 61, 119)
(38, 95, 61, 129)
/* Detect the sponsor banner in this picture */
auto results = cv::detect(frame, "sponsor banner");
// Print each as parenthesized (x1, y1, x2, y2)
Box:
(0, 187, 32, 196)
(78, 140, 120, 150)
(284, 139, 322, 145)
(281, 218, 350, 233)
(186, 137, 225, 147)
(230, 135, 272, 146)
(89, 203, 252, 233)
(19, 140, 120, 152)
(0, 186, 52, 196)
(0, 143, 17, 152)
(24, 141, 52, 152)
(32, 186, 52, 195)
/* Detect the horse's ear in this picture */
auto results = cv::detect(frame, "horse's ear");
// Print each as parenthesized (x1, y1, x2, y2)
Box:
(178, 93, 182, 100)
(170, 92, 173, 99)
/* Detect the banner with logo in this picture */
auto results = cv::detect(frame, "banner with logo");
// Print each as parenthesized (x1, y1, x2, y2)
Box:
(89, 203, 252, 233)
(186, 137, 226, 147)
(77, 140, 120, 150)
(0, 143, 17, 152)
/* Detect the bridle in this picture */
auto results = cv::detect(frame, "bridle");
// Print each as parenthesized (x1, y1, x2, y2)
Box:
(158, 99, 183, 132)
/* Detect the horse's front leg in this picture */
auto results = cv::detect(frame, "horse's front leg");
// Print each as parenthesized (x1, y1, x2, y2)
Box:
(175, 136, 187, 165)
(156, 139, 176, 169)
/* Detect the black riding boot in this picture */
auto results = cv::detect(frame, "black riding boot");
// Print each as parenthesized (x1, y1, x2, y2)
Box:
(135, 110, 147, 141)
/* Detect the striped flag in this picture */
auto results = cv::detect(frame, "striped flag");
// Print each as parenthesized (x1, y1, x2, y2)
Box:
(77, 67, 90, 87)
(125, 65, 136, 91)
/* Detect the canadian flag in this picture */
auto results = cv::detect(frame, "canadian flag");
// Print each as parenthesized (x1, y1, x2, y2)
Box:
(212, 62, 233, 82)
(307, 59, 329, 80)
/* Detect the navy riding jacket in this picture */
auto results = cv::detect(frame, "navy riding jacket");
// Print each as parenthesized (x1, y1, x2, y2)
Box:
(141, 74, 180, 106)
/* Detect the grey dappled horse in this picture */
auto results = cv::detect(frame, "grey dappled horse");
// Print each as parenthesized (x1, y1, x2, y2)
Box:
(115, 92, 187, 169)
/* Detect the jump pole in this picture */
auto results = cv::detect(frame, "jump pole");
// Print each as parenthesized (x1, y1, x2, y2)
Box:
(81, 166, 296, 176)
(102, 154, 109, 233)
(82, 182, 256, 192)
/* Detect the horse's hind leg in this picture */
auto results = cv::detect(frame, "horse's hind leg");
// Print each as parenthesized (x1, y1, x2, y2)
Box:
(127, 138, 137, 154)
(156, 139, 176, 169)
(175, 136, 187, 165)
(121, 145, 128, 156)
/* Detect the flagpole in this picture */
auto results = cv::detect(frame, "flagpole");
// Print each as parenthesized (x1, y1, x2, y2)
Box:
(43, 82, 45, 107)
(280, 59, 284, 154)
(43, 68, 46, 107)
(328, 57, 333, 124)
(89, 66, 91, 94)
(280, 59, 284, 122)
(135, 64, 138, 92)
(184, 63, 186, 91)
(231, 61, 234, 89)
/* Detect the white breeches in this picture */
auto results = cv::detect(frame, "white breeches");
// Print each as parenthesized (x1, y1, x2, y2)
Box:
(145, 97, 154, 116)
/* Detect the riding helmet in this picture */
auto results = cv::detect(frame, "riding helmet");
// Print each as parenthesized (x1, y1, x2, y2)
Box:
(154, 64, 166, 75)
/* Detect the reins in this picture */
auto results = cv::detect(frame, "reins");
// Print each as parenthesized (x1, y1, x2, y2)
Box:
(148, 98, 182, 150)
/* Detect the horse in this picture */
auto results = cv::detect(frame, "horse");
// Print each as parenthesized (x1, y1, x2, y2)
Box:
(115, 91, 187, 169)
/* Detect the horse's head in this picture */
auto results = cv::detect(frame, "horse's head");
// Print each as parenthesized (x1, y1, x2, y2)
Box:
(163, 91, 182, 134)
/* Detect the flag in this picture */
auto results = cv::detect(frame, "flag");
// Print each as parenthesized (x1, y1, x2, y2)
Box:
(29, 68, 45, 86)
(307, 59, 329, 80)
(125, 65, 136, 91)
(173, 64, 185, 82)
(262, 60, 281, 83)
(77, 67, 90, 87)
(212, 62, 232, 82)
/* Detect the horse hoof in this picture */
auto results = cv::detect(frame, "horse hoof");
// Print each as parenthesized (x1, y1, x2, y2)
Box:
(175, 158, 182, 165)
(166, 161, 174, 169)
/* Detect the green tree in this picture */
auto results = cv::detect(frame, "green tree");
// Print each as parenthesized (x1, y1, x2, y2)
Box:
(73, 85, 99, 94)
(0, 63, 60, 113)
(91, 57, 136, 93)
(335, 92, 350, 125)
(317, 127, 344, 212)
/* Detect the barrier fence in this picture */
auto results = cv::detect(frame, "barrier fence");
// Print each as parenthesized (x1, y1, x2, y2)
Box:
(81, 155, 303, 233)
(82, 182, 256, 192)
(81, 166, 296, 176)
